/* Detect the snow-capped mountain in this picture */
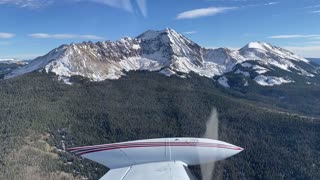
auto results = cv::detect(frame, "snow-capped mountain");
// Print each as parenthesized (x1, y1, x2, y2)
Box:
(0, 58, 28, 65)
(0, 58, 15, 61)
(4, 28, 319, 86)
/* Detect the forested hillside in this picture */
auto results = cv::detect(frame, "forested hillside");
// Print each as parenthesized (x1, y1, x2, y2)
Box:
(0, 71, 319, 179)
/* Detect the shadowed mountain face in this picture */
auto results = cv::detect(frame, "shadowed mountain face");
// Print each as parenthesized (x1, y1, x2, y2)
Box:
(308, 58, 320, 65)
(3, 29, 319, 87)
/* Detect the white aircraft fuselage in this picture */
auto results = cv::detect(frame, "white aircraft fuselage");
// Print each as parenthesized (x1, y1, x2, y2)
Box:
(69, 137, 243, 169)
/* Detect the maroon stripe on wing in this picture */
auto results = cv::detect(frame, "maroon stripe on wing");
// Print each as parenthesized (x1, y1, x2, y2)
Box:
(72, 143, 241, 156)
(69, 142, 232, 152)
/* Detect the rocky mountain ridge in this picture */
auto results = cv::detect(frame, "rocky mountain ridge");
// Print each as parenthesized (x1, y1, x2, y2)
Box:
(4, 28, 319, 86)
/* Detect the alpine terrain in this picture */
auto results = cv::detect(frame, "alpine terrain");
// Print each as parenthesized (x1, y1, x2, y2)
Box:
(4, 28, 319, 87)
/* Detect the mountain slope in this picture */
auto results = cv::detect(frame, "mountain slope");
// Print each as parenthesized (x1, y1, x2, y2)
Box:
(4, 29, 319, 87)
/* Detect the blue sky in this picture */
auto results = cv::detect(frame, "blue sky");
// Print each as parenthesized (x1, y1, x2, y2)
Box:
(0, 0, 320, 59)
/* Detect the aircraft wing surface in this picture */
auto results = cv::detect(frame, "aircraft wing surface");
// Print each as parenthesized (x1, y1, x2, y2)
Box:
(68, 138, 243, 180)
(100, 161, 194, 180)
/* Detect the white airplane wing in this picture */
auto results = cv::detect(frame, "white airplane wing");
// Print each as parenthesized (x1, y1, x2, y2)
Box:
(100, 161, 194, 180)
(68, 137, 243, 180)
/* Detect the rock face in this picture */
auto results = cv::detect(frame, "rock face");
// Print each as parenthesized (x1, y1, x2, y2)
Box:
(5, 28, 318, 86)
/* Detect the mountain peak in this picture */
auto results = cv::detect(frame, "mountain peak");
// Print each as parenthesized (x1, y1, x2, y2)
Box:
(241, 41, 273, 51)
(137, 30, 159, 40)
(164, 27, 177, 33)
(137, 28, 183, 41)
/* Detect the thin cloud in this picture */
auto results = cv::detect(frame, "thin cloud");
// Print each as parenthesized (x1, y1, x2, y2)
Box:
(80, 0, 133, 12)
(74, 0, 148, 17)
(0, 0, 53, 8)
(304, 4, 320, 9)
(29, 33, 50, 38)
(310, 10, 320, 14)
(0, 0, 148, 17)
(0, 32, 15, 38)
(72, 0, 148, 17)
(176, 7, 237, 20)
(183, 31, 198, 35)
(265, 2, 280, 5)
(29, 33, 104, 40)
(136, 0, 147, 17)
(268, 34, 320, 39)
(307, 41, 320, 44)
(284, 46, 320, 58)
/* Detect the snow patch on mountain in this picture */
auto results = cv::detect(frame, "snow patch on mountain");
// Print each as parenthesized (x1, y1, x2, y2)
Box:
(244, 80, 249, 86)
(254, 75, 294, 86)
(297, 69, 315, 77)
(234, 69, 250, 77)
(160, 68, 176, 76)
(58, 76, 73, 85)
(218, 76, 230, 88)
(252, 65, 269, 74)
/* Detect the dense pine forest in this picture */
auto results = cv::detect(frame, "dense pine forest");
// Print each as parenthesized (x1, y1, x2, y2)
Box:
(0, 71, 319, 179)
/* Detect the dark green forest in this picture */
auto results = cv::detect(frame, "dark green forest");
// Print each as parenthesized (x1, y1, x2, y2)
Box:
(0, 71, 319, 179)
